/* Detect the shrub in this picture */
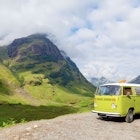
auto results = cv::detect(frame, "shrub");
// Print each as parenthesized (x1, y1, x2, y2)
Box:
(1, 118, 16, 127)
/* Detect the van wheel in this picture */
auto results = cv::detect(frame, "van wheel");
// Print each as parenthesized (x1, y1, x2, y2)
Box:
(125, 109, 134, 123)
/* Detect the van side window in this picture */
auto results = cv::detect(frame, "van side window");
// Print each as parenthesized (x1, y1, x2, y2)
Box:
(123, 87, 132, 95)
(134, 87, 140, 95)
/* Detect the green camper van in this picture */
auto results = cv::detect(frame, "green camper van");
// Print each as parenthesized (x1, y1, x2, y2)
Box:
(92, 81, 140, 123)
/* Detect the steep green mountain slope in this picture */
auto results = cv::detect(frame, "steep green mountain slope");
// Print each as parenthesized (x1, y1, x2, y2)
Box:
(0, 34, 95, 107)
(0, 62, 30, 104)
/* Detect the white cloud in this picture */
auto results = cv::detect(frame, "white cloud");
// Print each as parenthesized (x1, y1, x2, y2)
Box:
(0, 0, 140, 82)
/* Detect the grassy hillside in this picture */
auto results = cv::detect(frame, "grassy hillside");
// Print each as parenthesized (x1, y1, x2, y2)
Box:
(0, 62, 94, 106)
(0, 62, 94, 127)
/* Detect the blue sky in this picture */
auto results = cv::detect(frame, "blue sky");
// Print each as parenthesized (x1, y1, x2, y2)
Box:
(0, 0, 140, 82)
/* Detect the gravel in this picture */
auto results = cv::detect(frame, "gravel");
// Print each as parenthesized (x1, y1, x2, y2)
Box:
(0, 112, 140, 140)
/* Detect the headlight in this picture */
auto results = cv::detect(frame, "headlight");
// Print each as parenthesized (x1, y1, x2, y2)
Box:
(112, 104, 117, 109)
(94, 102, 97, 107)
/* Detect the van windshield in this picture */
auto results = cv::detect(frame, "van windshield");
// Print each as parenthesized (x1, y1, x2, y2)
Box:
(97, 85, 121, 96)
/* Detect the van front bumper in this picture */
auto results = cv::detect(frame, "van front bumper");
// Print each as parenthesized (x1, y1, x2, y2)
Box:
(92, 110, 121, 117)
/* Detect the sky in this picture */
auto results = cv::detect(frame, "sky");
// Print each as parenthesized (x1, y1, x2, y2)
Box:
(0, 0, 140, 82)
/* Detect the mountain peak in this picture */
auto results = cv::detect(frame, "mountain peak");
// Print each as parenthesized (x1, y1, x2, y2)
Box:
(27, 33, 47, 39)
(129, 75, 140, 84)
(7, 34, 64, 61)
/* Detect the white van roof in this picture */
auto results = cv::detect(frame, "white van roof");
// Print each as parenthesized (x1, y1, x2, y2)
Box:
(101, 83, 140, 87)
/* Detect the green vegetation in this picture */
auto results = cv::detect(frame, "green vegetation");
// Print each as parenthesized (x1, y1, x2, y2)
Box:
(0, 104, 79, 127)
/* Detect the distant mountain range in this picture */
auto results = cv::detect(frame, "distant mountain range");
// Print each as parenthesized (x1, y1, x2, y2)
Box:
(90, 77, 113, 87)
(91, 75, 140, 87)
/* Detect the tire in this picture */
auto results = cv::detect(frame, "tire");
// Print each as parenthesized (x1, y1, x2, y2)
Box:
(125, 109, 134, 123)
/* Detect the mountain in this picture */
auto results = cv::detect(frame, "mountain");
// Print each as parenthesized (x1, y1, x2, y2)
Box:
(129, 75, 140, 84)
(91, 77, 113, 87)
(0, 34, 95, 106)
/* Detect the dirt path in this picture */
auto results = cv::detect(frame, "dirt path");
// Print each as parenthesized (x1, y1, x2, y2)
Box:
(0, 112, 140, 140)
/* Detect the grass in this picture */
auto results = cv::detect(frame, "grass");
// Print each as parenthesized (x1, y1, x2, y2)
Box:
(0, 93, 30, 105)
(0, 104, 79, 127)
(24, 83, 94, 106)
(0, 64, 18, 84)
(0, 63, 20, 96)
